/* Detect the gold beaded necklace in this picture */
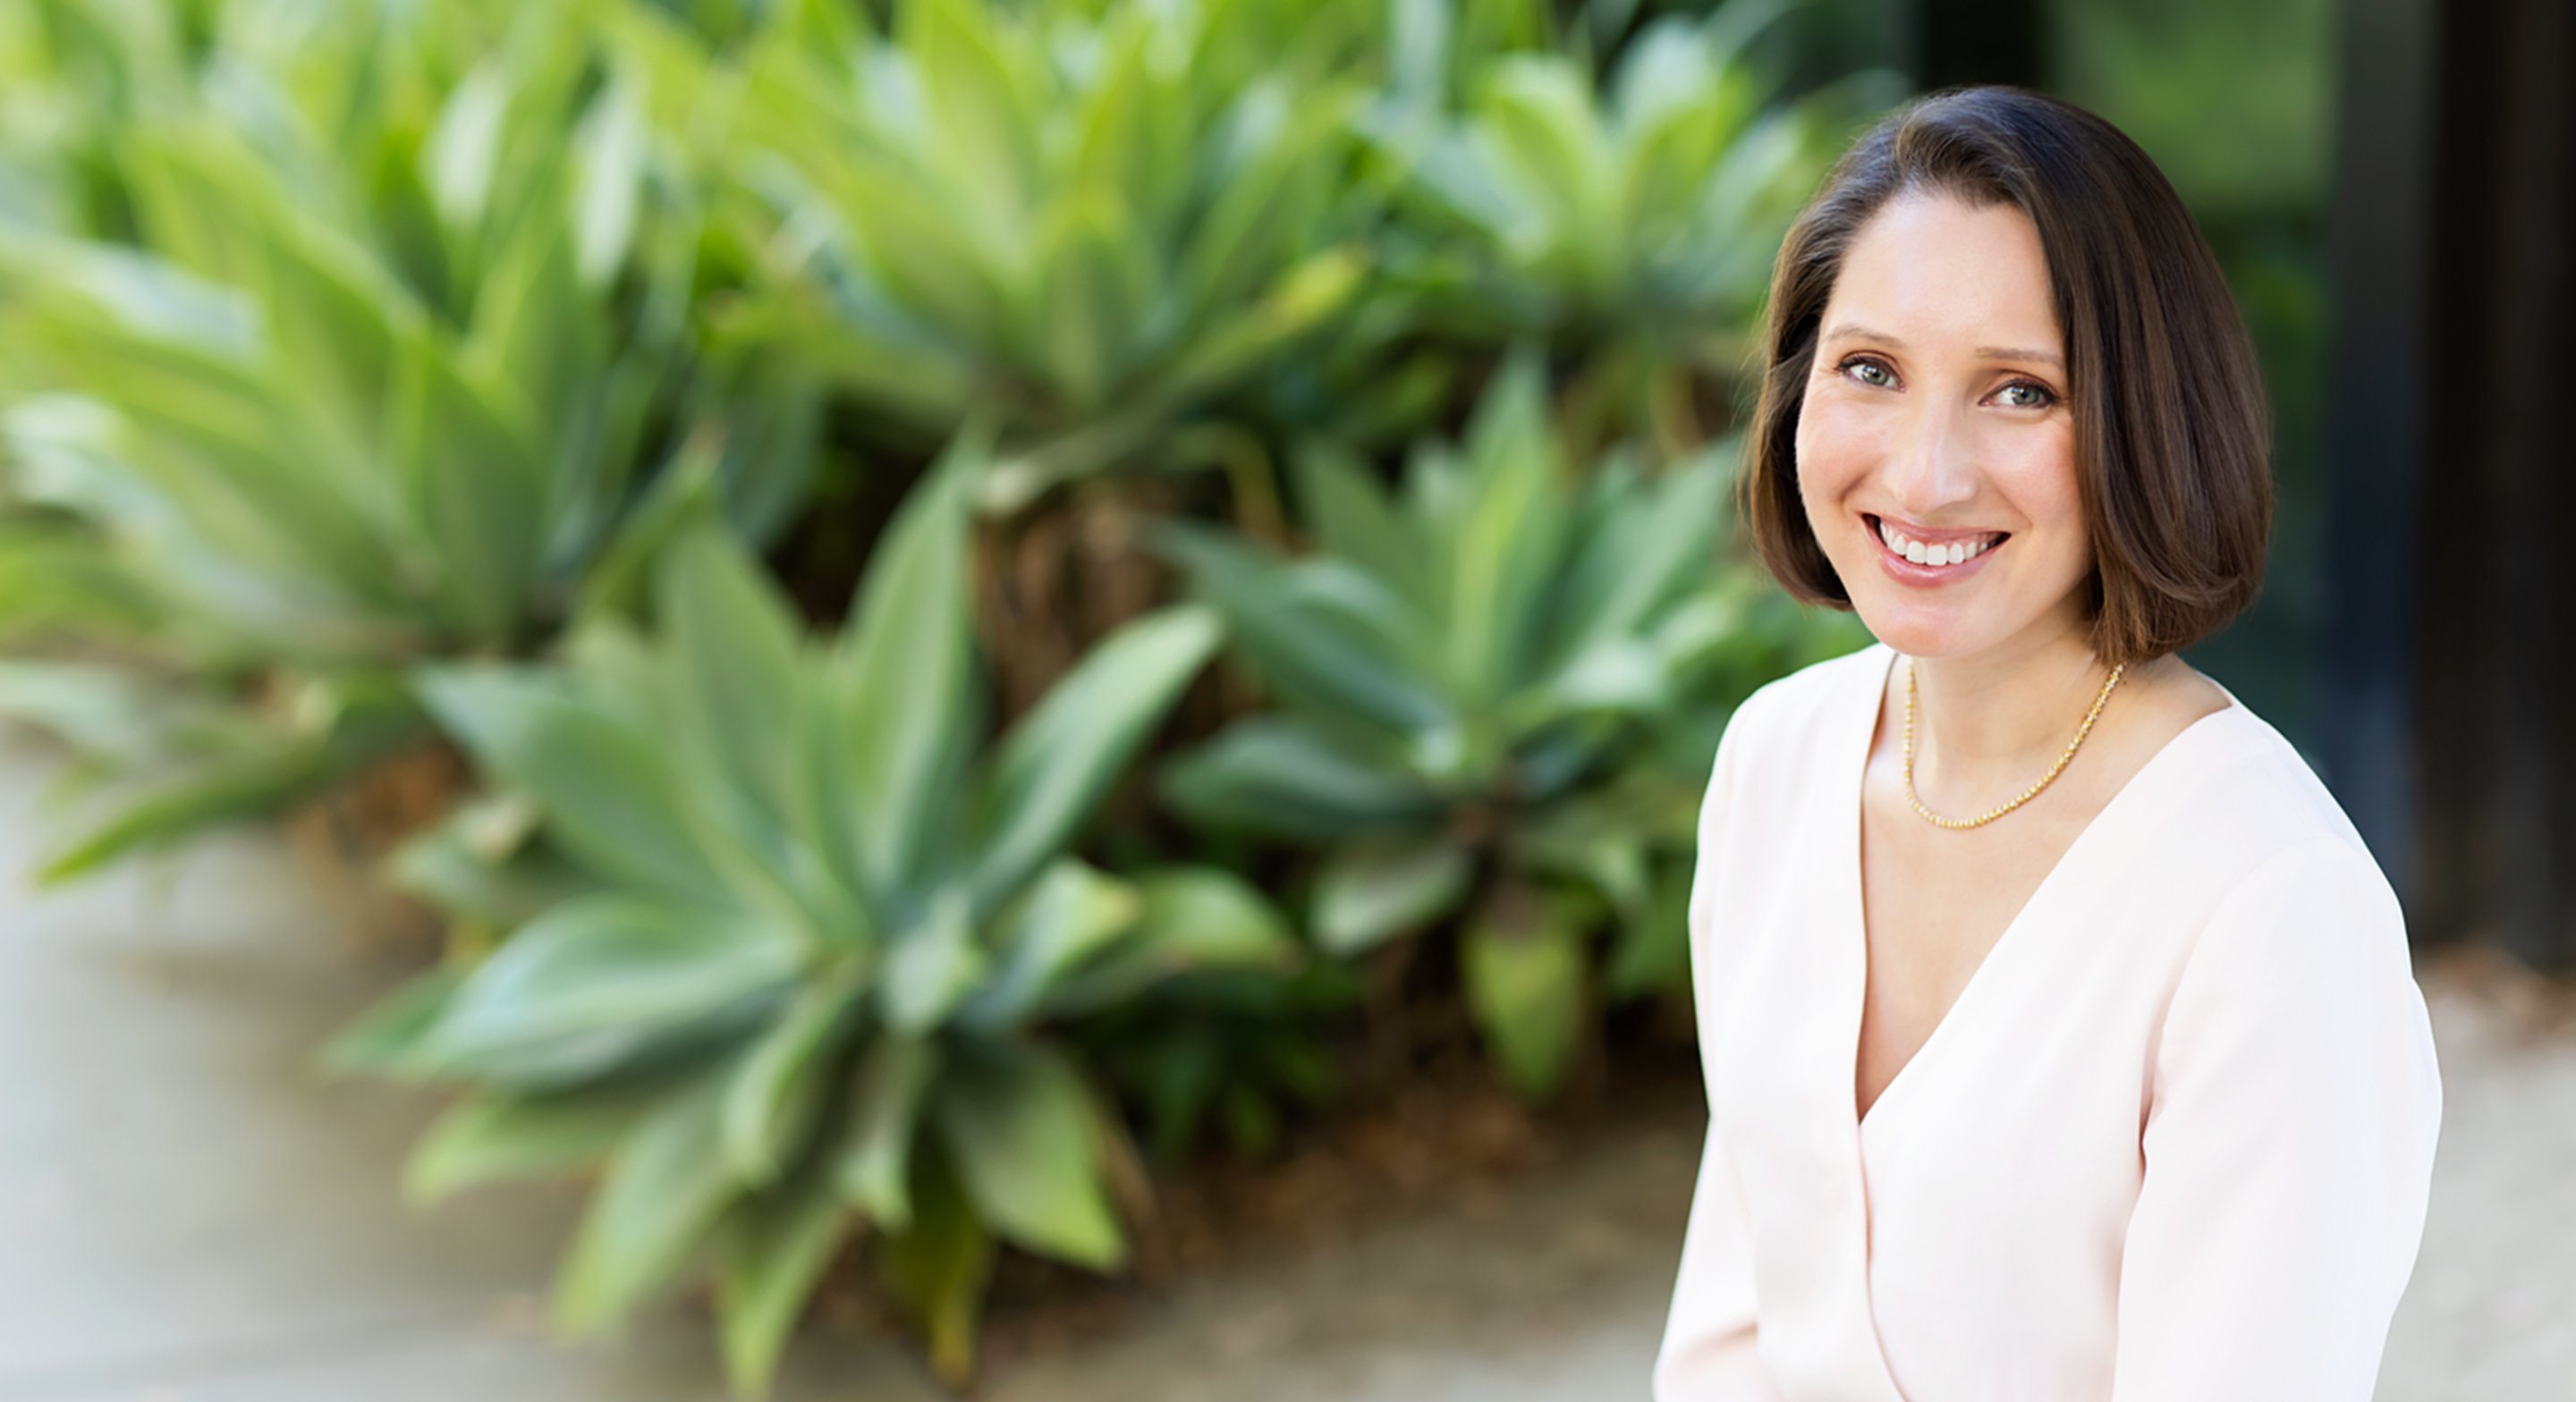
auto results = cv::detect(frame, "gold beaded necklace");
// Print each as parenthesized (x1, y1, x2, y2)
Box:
(1902, 659, 2124, 830)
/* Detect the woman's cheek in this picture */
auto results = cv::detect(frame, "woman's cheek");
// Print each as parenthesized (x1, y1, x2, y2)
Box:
(1993, 425, 2084, 540)
(1795, 396, 1877, 504)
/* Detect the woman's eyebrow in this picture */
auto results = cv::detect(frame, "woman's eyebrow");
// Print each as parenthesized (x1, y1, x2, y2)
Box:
(1978, 344, 2064, 369)
(1820, 322, 2063, 369)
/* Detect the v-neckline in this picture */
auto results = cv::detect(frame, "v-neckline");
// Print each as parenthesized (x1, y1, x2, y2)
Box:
(1843, 646, 2241, 1138)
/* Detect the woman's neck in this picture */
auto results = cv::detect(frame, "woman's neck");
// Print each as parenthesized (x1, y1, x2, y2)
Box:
(1904, 613, 2128, 781)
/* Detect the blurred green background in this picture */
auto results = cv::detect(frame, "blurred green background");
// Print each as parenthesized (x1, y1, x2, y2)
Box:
(0, 0, 2344, 1392)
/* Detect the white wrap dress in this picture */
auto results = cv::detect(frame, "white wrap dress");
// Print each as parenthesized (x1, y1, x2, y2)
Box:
(1652, 643, 2442, 1400)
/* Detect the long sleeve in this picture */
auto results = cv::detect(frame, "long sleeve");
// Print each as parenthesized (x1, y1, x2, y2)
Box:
(2108, 838, 2443, 1399)
(1654, 1119, 1778, 1399)
(1653, 699, 1784, 1401)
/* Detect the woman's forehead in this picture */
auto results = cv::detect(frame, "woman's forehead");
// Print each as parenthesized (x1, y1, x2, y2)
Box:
(1824, 192, 2064, 358)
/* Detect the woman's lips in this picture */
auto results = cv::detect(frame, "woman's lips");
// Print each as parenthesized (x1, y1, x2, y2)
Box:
(1863, 513, 2006, 587)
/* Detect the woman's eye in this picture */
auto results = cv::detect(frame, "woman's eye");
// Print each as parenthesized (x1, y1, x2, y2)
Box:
(1840, 357, 1895, 388)
(1997, 380, 2057, 410)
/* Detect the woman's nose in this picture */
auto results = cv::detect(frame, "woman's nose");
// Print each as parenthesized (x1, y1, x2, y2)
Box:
(1883, 401, 1979, 518)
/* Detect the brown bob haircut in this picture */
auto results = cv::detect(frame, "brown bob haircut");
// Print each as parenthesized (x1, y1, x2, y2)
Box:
(1739, 86, 2273, 667)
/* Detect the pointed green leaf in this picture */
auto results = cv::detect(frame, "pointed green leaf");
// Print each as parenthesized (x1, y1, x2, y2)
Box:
(1444, 350, 1571, 703)
(1479, 59, 1614, 274)
(386, 325, 548, 641)
(33, 743, 341, 884)
(1290, 441, 1420, 605)
(571, 73, 648, 287)
(320, 968, 464, 1080)
(118, 129, 407, 448)
(657, 519, 809, 843)
(881, 888, 985, 1035)
(954, 859, 1140, 1034)
(1544, 446, 1727, 669)
(716, 1166, 855, 1399)
(424, 61, 525, 243)
(1151, 523, 1448, 736)
(808, 152, 1006, 346)
(404, 1086, 657, 1206)
(1158, 244, 1368, 404)
(1065, 21, 1165, 216)
(963, 603, 1220, 912)
(1024, 191, 1155, 411)
(1180, 87, 1349, 318)
(830, 439, 979, 891)
(569, 427, 729, 631)
(723, 974, 861, 1186)
(417, 663, 730, 900)
(834, 1035, 938, 1228)
(1313, 837, 1474, 955)
(1460, 887, 1590, 1101)
(423, 893, 802, 1089)
(12, 295, 396, 611)
(1508, 816, 1652, 921)
(1038, 866, 1301, 1020)
(1160, 717, 1442, 840)
(463, 195, 596, 461)
(875, 1154, 994, 1387)
(383, 795, 597, 933)
(909, 0, 1043, 228)
(932, 1043, 1126, 1270)
(1608, 17, 1728, 139)
(554, 1068, 738, 1338)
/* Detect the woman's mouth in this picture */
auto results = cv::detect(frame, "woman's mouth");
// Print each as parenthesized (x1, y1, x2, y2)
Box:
(1864, 514, 2008, 584)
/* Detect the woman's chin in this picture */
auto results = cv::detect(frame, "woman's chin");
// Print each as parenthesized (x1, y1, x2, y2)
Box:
(1848, 595, 2012, 662)
(1847, 582, 2089, 663)
(1861, 623, 1969, 660)
(1844, 595, 1957, 655)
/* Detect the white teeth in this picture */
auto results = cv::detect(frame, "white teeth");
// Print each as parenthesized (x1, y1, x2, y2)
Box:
(1876, 519, 1996, 568)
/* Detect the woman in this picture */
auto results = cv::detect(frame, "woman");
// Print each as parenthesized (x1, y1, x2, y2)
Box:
(1651, 88, 2442, 1400)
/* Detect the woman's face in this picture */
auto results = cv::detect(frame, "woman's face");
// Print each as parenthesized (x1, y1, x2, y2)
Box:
(1794, 190, 2090, 663)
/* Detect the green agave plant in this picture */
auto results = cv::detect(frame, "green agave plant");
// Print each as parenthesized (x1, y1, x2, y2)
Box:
(0, 1, 818, 878)
(1153, 351, 1856, 1098)
(608, 0, 1385, 514)
(1361, 4, 1865, 452)
(0, 4, 74, 239)
(0, 7, 758, 657)
(331, 437, 1301, 1395)
(1067, 956, 1358, 1165)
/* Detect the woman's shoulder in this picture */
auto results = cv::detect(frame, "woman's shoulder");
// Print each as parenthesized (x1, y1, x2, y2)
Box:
(1690, 641, 1888, 836)
(2140, 681, 2402, 924)
(1718, 638, 1891, 755)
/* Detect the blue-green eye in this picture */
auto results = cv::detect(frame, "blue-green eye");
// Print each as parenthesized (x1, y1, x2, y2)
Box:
(1839, 356, 1895, 388)
(1997, 380, 2058, 409)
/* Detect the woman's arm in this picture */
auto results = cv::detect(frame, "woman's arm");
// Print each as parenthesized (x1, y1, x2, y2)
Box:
(1652, 702, 1783, 1400)
(1653, 1119, 1778, 1399)
(2108, 839, 2443, 1398)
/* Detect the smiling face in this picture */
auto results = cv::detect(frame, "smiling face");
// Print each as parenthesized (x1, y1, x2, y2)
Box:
(1793, 190, 2092, 662)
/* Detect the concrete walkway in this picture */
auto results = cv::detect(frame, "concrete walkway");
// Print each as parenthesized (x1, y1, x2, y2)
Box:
(1, 722, 2568, 1400)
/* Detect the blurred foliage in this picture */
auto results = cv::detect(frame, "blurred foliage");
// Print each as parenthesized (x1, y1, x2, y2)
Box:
(1155, 353, 1864, 1097)
(0, 0, 817, 877)
(0, 0, 1881, 1388)
(1360, 5, 1868, 459)
(331, 436, 1299, 1392)
(605, 0, 1391, 516)
(2054, 0, 2333, 219)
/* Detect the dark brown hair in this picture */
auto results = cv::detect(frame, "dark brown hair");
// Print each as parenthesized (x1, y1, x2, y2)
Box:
(1739, 86, 2272, 667)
